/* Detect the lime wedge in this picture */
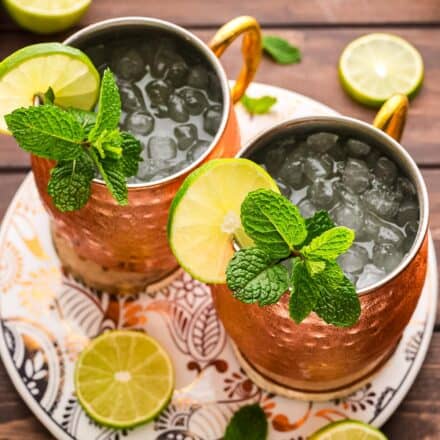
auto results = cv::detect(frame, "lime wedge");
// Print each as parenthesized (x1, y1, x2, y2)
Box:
(3, 0, 91, 34)
(339, 33, 424, 107)
(0, 43, 100, 134)
(74, 330, 174, 429)
(167, 158, 280, 283)
(310, 420, 388, 440)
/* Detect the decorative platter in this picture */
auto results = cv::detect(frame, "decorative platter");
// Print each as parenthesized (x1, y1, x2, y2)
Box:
(0, 83, 437, 439)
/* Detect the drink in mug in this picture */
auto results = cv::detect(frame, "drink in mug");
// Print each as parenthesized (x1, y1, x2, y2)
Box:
(251, 130, 419, 288)
(83, 29, 224, 183)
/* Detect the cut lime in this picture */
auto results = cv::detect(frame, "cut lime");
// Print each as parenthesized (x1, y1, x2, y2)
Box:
(310, 420, 388, 440)
(167, 158, 280, 283)
(3, 0, 91, 34)
(0, 42, 100, 134)
(339, 33, 424, 107)
(74, 330, 174, 429)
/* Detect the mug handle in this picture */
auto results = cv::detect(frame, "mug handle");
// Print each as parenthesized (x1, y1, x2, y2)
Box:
(373, 94, 409, 142)
(209, 16, 262, 104)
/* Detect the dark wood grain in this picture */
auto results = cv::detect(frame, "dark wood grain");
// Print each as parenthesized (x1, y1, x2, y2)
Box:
(1, 0, 440, 29)
(1, 27, 439, 167)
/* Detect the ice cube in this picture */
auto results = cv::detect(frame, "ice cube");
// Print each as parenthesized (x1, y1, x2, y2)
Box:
(365, 148, 381, 170)
(355, 211, 381, 241)
(377, 223, 405, 247)
(403, 220, 419, 252)
(174, 124, 197, 150)
(145, 80, 173, 105)
(328, 143, 347, 162)
(178, 87, 208, 115)
(264, 145, 287, 175)
(373, 243, 404, 272)
(286, 141, 307, 162)
(151, 46, 183, 78)
(307, 178, 335, 209)
(168, 94, 190, 123)
(298, 199, 317, 218)
(345, 139, 371, 157)
(187, 65, 209, 89)
(303, 153, 334, 180)
(362, 187, 400, 219)
(374, 156, 398, 186)
(124, 111, 154, 136)
(332, 202, 365, 235)
(203, 105, 222, 136)
(111, 48, 145, 82)
(306, 132, 339, 153)
(334, 183, 360, 206)
(152, 104, 169, 118)
(187, 140, 210, 162)
(148, 136, 177, 160)
(277, 159, 304, 189)
(165, 60, 189, 88)
(338, 244, 369, 273)
(207, 71, 222, 102)
(396, 176, 417, 198)
(276, 178, 292, 198)
(139, 40, 158, 66)
(357, 264, 386, 289)
(137, 157, 168, 181)
(396, 200, 419, 226)
(117, 81, 145, 112)
(342, 158, 370, 194)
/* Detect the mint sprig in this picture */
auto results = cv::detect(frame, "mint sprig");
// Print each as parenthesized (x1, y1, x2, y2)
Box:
(5, 68, 141, 212)
(262, 35, 302, 64)
(241, 94, 277, 115)
(226, 189, 360, 327)
(224, 404, 268, 440)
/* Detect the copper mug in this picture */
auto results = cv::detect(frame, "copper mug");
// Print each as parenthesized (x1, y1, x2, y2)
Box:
(211, 95, 430, 400)
(31, 16, 261, 294)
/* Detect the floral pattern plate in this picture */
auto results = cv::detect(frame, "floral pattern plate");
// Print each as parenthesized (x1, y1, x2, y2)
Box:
(0, 83, 437, 440)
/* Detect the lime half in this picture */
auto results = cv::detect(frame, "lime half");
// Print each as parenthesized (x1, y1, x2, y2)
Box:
(168, 158, 279, 284)
(75, 330, 174, 429)
(339, 33, 424, 107)
(0, 42, 100, 133)
(310, 420, 388, 440)
(3, 0, 91, 34)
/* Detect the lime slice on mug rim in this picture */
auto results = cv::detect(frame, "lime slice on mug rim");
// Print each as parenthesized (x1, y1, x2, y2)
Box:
(0, 42, 100, 134)
(339, 33, 424, 107)
(168, 158, 280, 284)
(74, 330, 174, 429)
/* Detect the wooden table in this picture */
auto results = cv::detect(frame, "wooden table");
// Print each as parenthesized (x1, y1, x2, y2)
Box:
(0, 1, 439, 438)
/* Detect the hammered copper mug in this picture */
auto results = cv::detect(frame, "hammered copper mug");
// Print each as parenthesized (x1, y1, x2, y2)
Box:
(31, 16, 261, 294)
(210, 95, 430, 400)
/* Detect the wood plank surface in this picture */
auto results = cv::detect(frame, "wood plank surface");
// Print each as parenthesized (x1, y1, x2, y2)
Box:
(1, 1, 440, 28)
(0, 27, 439, 167)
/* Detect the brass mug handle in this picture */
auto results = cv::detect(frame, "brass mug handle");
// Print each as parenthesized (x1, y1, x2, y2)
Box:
(209, 16, 262, 104)
(373, 94, 409, 142)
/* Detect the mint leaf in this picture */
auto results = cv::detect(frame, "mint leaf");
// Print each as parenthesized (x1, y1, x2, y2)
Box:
(92, 128, 123, 159)
(289, 259, 319, 323)
(47, 152, 95, 212)
(43, 87, 55, 105)
(67, 108, 97, 136)
(89, 68, 121, 141)
(90, 150, 128, 205)
(262, 35, 301, 64)
(5, 105, 84, 161)
(226, 248, 289, 306)
(303, 210, 335, 246)
(241, 94, 277, 115)
(224, 404, 268, 440)
(313, 272, 361, 327)
(241, 189, 307, 259)
(120, 132, 142, 177)
(301, 226, 355, 261)
(305, 259, 326, 276)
